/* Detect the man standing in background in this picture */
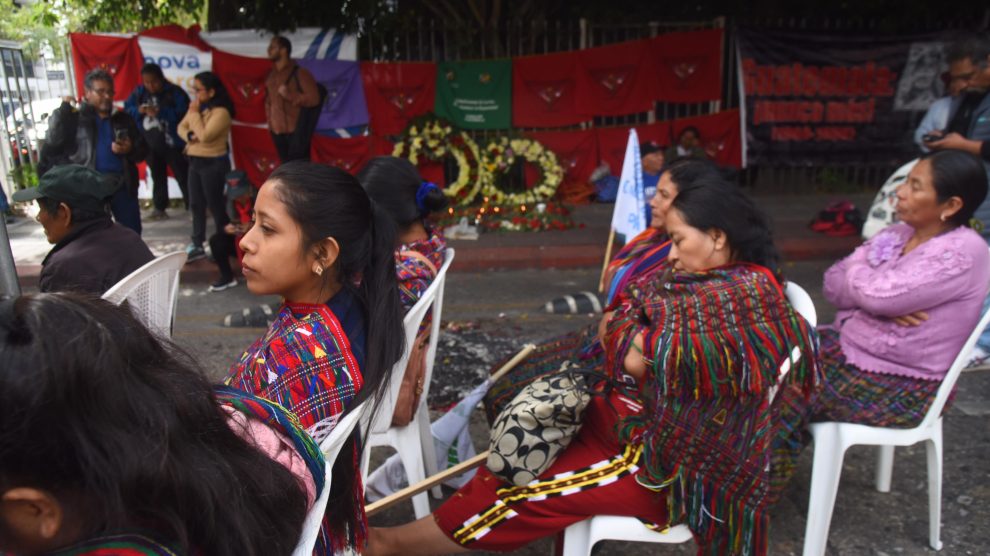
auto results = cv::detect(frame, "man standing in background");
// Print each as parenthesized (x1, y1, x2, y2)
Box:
(38, 69, 147, 235)
(265, 35, 321, 163)
(125, 63, 190, 220)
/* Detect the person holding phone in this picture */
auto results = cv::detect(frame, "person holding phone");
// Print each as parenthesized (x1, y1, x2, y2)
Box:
(38, 69, 148, 235)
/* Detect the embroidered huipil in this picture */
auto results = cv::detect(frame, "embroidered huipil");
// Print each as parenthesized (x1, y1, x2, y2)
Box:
(824, 223, 990, 381)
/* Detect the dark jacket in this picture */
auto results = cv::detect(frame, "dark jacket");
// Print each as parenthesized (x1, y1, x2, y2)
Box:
(38, 102, 148, 196)
(39, 217, 155, 294)
(124, 81, 190, 150)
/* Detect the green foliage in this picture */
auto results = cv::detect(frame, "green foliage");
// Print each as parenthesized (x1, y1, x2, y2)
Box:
(10, 163, 38, 192)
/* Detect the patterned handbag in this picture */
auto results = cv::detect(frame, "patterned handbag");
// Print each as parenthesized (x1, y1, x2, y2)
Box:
(486, 362, 594, 487)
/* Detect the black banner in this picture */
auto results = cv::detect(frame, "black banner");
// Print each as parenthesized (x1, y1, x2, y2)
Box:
(737, 27, 942, 165)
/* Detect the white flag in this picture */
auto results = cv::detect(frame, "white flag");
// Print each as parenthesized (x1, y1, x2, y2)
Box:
(609, 129, 647, 239)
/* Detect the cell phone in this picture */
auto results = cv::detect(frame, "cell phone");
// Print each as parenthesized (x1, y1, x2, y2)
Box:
(114, 128, 128, 141)
(922, 133, 942, 143)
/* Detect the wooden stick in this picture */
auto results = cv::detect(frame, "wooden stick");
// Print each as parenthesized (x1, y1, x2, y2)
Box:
(489, 343, 537, 383)
(598, 228, 616, 293)
(366, 452, 489, 517)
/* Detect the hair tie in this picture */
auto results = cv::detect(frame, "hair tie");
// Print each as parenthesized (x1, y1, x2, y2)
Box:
(415, 182, 440, 215)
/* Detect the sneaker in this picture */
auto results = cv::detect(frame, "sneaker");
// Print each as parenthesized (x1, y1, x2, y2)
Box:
(147, 210, 169, 221)
(208, 278, 238, 292)
(185, 245, 207, 263)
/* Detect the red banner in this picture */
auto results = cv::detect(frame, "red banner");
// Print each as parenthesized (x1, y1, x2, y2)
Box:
(527, 129, 598, 203)
(311, 134, 394, 175)
(575, 39, 656, 117)
(138, 24, 212, 50)
(213, 50, 269, 124)
(671, 110, 743, 168)
(361, 62, 437, 135)
(230, 125, 279, 186)
(513, 51, 584, 128)
(594, 121, 676, 175)
(69, 33, 143, 101)
(650, 29, 724, 103)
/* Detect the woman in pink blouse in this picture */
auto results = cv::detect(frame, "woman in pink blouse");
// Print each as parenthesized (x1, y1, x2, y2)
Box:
(819, 149, 988, 426)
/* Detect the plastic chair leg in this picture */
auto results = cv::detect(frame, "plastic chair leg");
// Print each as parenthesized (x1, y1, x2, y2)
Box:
(416, 405, 443, 499)
(560, 519, 593, 556)
(875, 445, 895, 493)
(803, 427, 847, 556)
(394, 429, 431, 519)
(926, 421, 944, 551)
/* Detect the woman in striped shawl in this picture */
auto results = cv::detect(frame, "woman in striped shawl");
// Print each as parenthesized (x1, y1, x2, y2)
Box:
(367, 177, 821, 556)
(483, 158, 723, 421)
(0, 294, 323, 556)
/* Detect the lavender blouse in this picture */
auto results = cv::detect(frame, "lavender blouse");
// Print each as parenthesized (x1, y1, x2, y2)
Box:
(824, 223, 989, 380)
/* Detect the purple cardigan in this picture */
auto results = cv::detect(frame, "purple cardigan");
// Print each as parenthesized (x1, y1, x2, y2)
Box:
(824, 223, 989, 381)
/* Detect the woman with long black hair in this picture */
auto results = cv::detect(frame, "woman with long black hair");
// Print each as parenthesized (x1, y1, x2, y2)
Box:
(225, 161, 406, 554)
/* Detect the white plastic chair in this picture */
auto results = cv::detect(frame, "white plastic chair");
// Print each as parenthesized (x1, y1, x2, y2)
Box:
(785, 281, 818, 327)
(292, 399, 370, 556)
(101, 251, 186, 338)
(360, 248, 454, 519)
(559, 281, 819, 555)
(802, 274, 990, 556)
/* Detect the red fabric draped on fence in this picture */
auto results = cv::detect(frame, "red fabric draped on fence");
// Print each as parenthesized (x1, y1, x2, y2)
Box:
(212, 50, 270, 124)
(673, 109, 743, 168)
(526, 129, 599, 204)
(69, 34, 143, 101)
(230, 125, 279, 186)
(512, 51, 584, 128)
(360, 62, 437, 135)
(575, 39, 656, 117)
(310, 134, 394, 174)
(650, 29, 724, 103)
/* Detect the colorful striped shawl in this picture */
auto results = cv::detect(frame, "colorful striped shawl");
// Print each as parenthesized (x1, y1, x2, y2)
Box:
(46, 533, 182, 555)
(396, 228, 447, 313)
(224, 302, 366, 555)
(605, 228, 672, 307)
(225, 302, 363, 444)
(214, 385, 326, 496)
(605, 263, 821, 556)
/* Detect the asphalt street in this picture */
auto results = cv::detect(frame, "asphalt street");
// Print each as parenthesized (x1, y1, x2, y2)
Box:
(166, 264, 990, 556)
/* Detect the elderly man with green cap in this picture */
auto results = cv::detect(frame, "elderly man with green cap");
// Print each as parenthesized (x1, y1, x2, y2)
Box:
(13, 165, 154, 294)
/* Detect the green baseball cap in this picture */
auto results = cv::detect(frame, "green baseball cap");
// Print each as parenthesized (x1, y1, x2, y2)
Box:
(12, 165, 118, 212)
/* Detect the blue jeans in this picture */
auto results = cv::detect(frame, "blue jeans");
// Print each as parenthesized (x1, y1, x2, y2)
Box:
(110, 184, 142, 235)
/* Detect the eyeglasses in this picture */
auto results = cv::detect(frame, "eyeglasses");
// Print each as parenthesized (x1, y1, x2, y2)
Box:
(88, 87, 114, 96)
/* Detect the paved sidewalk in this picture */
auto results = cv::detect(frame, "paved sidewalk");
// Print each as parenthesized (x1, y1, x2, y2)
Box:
(9, 192, 872, 287)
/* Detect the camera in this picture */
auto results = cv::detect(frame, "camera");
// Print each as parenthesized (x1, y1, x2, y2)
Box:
(114, 128, 129, 141)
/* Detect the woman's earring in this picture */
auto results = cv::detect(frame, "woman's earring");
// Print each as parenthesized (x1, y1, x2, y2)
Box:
(313, 265, 324, 276)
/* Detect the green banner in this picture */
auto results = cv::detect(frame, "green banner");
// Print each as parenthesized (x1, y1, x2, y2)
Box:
(435, 60, 512, 129)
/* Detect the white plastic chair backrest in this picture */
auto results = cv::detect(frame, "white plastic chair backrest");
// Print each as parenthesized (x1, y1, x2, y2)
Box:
(366, 248, 454, 436)
(291, 398, 370, 556)
(919, 248, 990, 430)
(101, 251, 186, 338)
(784, 281, 817, 327)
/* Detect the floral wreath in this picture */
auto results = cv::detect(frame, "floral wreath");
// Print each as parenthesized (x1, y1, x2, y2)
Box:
(392, 118, 484, 206)
(479, 137, 564, 205)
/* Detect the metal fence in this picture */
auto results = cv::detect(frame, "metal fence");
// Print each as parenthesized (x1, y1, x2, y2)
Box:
(363, 15, 986, 192)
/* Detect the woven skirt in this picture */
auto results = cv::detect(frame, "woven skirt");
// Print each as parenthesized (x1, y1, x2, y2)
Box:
(813, 328, 942, 428)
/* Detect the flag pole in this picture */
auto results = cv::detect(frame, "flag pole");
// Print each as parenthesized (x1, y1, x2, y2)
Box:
(597, 228, 616, 293)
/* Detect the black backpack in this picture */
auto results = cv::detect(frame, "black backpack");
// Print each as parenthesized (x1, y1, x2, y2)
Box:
(288, 65, 328, 143)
